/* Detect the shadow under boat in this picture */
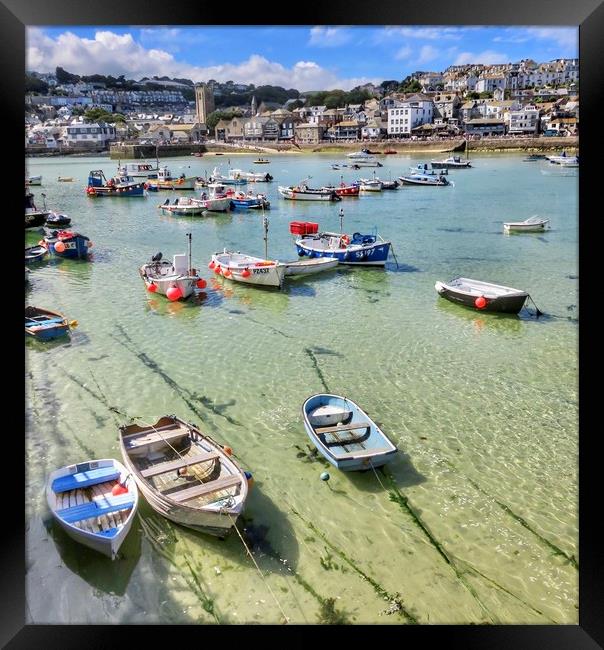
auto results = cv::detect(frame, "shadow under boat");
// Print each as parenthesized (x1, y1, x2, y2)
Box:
(39, 510, 142, 597)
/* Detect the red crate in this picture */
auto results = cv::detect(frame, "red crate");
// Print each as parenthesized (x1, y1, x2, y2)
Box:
(289, 221, 306, 235)
(306, 222, 318, 234)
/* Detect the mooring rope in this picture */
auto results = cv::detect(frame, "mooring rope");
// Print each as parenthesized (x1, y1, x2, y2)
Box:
(225, 511, 290, 624)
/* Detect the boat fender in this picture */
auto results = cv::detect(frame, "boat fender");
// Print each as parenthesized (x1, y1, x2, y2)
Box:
(475, 296, 487, 309)
(244, 470, 254, 489)
(223, 446, 233, 456)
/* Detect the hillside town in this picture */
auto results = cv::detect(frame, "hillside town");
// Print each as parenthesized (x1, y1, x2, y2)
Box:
(25, 57, 579, 153)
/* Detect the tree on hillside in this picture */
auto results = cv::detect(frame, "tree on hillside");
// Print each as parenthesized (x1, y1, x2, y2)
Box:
(25, 74, 49, 94)
(398, 77, 422, 93)
(84, 108, 126, 123)
(55, 66, 80, 84)
(206, 109, 244, 134)
(380, 80, 399, 94)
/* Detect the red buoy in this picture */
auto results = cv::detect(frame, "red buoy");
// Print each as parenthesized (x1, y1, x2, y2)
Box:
(112, 482, 128, 496)
(166, 286, 183, 301)
(196, 278, 207, 289)
(475, 296, 487, 309)
(147, 282, 157, 293)
(208, 260, 215, 269)
(241, 268, 251, 278)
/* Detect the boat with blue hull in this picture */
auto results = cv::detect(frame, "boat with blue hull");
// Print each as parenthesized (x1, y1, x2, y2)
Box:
(25, 306, 73, 341)
(302, 394, 397, 471)
(42, 229, 92, 260)
(295, 231, 391, 266)
(86, 170, 146, 197)
(230, 191, 270, 210)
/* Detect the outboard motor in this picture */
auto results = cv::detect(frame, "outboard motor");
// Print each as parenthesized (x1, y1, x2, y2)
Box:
(151, 252, 163, 263)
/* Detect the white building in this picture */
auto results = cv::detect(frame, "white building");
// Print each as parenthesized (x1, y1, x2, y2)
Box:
(475, 75, 507, 94)
(387, 95, 433, 137)
(65, 121, 116, 147)
(507, 105, 540, 134)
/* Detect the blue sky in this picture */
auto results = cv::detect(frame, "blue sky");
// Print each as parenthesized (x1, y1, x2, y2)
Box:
(27, 26, 578, 91)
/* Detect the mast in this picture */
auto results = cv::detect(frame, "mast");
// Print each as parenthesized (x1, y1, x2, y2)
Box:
(262, 209, 269, 259)
(339, 207, 344, 234)
(187, 232, 192, 273)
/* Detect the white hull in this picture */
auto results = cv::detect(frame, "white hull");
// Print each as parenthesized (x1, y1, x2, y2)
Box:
(212, 252, 285, 287)
(139, 262, 199, 299)
(503, 219, 549, 232)
(26, 176, 42, 185)
(278, 187, 335, 201)
(148, 176, 197, 190)
(46, 458, 138, 560)
(282, 258, 339, 276)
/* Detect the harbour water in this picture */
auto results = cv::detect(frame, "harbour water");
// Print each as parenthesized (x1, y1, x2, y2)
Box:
(25, 152, 578, 624)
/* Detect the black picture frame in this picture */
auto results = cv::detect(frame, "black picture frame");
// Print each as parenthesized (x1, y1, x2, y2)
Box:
(8, 1, 602, 646)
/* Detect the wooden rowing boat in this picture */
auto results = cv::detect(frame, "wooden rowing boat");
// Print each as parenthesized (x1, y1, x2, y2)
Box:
(302, 394, 397, 471)
(46, 458, 139, 559)
(118, 415, 249, 537)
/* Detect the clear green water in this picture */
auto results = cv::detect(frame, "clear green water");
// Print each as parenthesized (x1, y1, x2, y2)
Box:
(25, 153, 578, 624)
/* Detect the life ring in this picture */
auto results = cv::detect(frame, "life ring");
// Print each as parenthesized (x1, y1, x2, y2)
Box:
(341, 235, 350, 246)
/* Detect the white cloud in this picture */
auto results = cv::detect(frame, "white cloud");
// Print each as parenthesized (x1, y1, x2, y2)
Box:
(493, 27, 577, 51)
(394, 46, 412, 61)
(454, 49, 509, 65)
(26, 28, 378, 91)
(308, 26, 352, 47)
(417, 45, 439, 65)
(379, 26, 464, 41)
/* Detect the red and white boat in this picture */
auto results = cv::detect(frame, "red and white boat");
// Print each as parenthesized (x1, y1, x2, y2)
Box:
(322, 182, 360, 197)
(209, 250, 285, 288)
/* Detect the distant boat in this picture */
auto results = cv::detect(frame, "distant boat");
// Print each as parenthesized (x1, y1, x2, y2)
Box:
(45, 212, 71, 228)
(25, 190, 50, 229)
(230, 190, 270, 210)
(357, 178, 382, 192)
(503, 216, 550, 233)
(158, 196, 207, 216)
(295, 230, 391, 266)
(210, 250, 286, 288)
(546, 151, 577, 164)
(118, 415, 250, 538)
(409, 164, 449, 176)
(140, 234, 204, 300)
(253, 158, 270, 164)
(278, 180, 341, 201)
(280, 257, 339, 276)
(321, 183, 360, 197)
(57, 176, 74, 182)
(228, 168, 273, 183)
(209, 167, 247, 186)
(86, 170, 146, 197)
(434, 277, 529, 314)
(302, 393, 398, 471)
(196, 183, 234, 212)
(117, 162, 160, 179)
(146, 166, 197, 191)
(398, 173, 450, 186)
(42, 229, 91, 259)
(346, 149, 383, 167)
(25, 305, 73, 340)
(26, 175, 42, 186)
(46, 458, 138, 560)
(380, 179, 399, 190)
(430, 155, 472, 169)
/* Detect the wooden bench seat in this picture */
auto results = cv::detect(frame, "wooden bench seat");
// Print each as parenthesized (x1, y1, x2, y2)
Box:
(140, 452, 220, 479)
(56, 493, 135, 524)
(124, 427, 189, 450)
(164, 474, 241, 504)
(52, 466, 120, 493)
(330, 447, 395, 460)
(314, 421, 371, 434)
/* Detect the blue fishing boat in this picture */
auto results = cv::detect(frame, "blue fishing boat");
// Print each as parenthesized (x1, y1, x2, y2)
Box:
(43, 229, 92, 260)
(295, 231, 391, 266)
(25, 244, 48, 264)
(229, 190, 270, 210)
(86, 170, 146, 197)
(302, 394, 397, 471)
(25, 306, 74, 341)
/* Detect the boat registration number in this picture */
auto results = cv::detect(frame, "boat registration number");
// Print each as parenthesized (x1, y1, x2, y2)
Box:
(253, 268, 270, 274)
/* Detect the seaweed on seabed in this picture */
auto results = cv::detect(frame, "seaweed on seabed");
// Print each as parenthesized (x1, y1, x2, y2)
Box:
(317, 597, 350, 625)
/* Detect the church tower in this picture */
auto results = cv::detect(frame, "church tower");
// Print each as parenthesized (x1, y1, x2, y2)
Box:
(251, 95, 257, 116)
(195, 83, 215, 124)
